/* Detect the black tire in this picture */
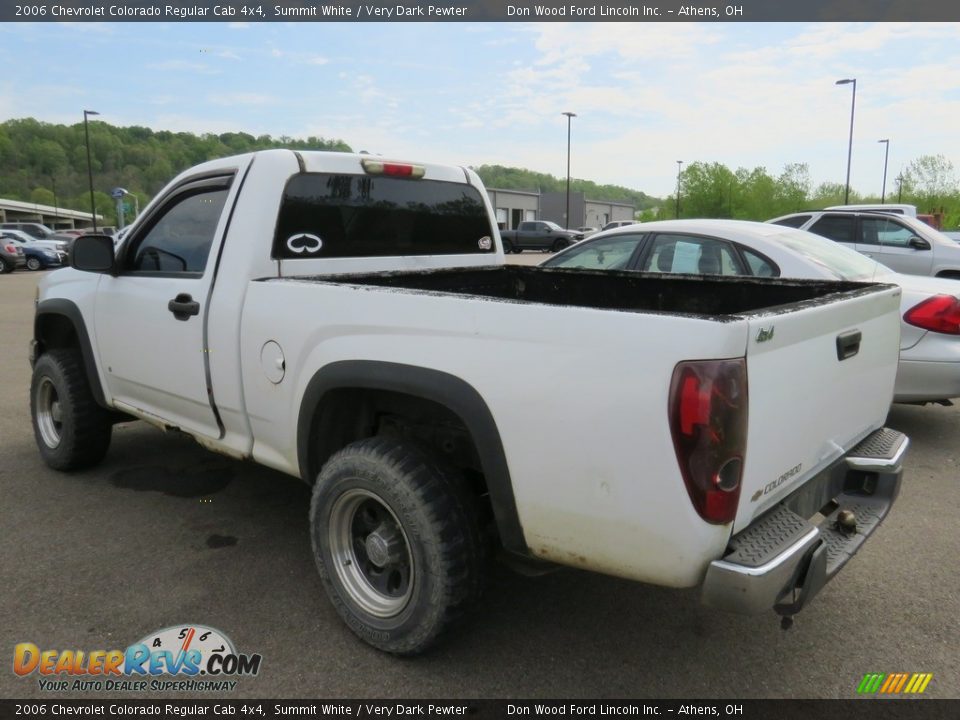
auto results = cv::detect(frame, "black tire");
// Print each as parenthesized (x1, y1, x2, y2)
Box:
(502, 239, 514, 254)
(551, 239, 570, 253)
(31, 349, 112, 471)
(26, 257, 42, 271)
(310, 436, 485, 655)
(513, 246, 523, 254)
(0, 257, 11, 274)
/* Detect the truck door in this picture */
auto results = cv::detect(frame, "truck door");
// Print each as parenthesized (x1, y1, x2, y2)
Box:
(93, 175, 233, 439)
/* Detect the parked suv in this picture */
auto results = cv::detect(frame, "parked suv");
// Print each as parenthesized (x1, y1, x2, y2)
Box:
(0, 222, 54, 240)
(768, 210, 960, 279)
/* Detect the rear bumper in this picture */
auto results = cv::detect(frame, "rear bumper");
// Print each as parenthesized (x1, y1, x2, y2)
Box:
(701, 427, 907, 616)
(894, 358, 960, 403)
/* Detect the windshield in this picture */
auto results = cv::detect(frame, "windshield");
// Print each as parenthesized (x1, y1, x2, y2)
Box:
(773, 228, 890, 281)
(543, 221, 564, 231)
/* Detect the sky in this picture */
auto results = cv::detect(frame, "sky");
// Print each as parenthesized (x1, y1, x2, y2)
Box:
(1, 20, 959, 199)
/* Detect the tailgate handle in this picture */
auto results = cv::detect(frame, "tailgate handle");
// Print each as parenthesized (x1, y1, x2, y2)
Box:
(836, 330, 862, 361)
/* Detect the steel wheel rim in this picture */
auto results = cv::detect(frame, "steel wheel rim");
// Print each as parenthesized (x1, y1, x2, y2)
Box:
(36, 377, 63, 448)
(27, 258, 40, 270)
(328, 488, 414, 618)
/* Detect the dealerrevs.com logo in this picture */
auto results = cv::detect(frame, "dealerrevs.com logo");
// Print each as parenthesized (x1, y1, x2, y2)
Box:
(13, 625, 262, 692)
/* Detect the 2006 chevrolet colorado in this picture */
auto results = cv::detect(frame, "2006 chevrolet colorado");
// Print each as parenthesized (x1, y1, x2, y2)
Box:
(31, 150, 908, 654)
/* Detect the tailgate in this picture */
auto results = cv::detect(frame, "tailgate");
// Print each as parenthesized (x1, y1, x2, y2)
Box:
(734, 284, 901, 532)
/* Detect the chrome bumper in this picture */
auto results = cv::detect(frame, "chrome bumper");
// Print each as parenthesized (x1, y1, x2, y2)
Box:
(702, 427, 908, 616)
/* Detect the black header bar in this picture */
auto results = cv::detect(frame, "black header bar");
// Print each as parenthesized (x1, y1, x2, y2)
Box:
(3, 0, 960, 22)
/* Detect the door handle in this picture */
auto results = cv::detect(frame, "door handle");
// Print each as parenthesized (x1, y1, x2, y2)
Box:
(836, 330, 861, 361)
(168, 293, 200, 321)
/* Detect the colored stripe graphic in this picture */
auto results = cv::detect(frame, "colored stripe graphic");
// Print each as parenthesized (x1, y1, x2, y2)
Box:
(857, 673, 885, 694)
(858, 672, 932, 694)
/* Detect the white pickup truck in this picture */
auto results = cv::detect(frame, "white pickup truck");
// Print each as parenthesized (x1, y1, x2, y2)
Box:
(31, 150, 908, 654)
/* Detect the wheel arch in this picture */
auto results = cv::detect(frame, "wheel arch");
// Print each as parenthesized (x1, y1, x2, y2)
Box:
(33, 299, 109, 409)
(297, 360, 527, 554)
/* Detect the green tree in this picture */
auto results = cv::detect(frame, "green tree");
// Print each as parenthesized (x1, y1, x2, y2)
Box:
(677, 162, 738, 219)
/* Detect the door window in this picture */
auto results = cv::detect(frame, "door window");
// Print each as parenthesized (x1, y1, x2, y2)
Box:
(124, 188, 229, 274)
(808, 215, 857, 244)
(860, 216, 916, 248)
(641, 234, 743, 275)
(544, 234, 644, 270)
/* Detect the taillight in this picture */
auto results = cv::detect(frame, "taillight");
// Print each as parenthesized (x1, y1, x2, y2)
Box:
(4, 243, 16, 254)
(903, 294, 960, 334)
(361, 158, 425, 179)
(669, 359, 748, 525)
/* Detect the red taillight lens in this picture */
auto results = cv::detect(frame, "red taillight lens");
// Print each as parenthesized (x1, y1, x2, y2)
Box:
(903, 294, 960, 335)
(669, 359, 748, 525)
(4, 244, 16, 253)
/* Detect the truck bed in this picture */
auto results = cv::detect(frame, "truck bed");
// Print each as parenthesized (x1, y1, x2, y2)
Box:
(282, 265, 890, 318)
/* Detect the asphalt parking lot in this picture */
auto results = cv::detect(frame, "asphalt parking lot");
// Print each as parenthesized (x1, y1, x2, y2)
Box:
(1, 267, 958, 700)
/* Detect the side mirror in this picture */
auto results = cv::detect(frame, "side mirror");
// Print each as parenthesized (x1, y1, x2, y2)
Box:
(908, 236, 931, 251)
(71, 234, 115, 273)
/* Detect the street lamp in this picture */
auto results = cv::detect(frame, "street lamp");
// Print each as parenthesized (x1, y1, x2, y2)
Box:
(562, 112, 576, 229)
(83, 110, 100, 232)
(878, 139, 890, 204)
(835, 78, 856, 204)
(675, 161, 683, 218)
(51, 175, 59, 226)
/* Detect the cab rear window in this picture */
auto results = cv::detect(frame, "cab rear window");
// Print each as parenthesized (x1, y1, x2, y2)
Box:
(273, 173, 494, 259)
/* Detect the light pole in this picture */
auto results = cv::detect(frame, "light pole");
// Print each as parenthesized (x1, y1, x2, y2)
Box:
(675, 160, 683, 218)
(562, 112, 576, 229)
(51, 175, 59, 226)
(878, 138, 890, 204)
(835, 78, 856, 205)
(83, 109, 100, 231)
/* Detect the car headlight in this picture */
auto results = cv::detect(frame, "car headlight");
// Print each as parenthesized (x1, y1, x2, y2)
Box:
(43, 251, 58, 258)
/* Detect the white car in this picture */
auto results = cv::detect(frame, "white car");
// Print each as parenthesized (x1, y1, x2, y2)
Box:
(768, 210, 960, 279)
(543, 218, 960, 404)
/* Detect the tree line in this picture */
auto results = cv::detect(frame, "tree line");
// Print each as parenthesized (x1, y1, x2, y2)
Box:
(1, 117, 955, 230)
(0, 118, 350, 225)
(660, 157, 958, 228)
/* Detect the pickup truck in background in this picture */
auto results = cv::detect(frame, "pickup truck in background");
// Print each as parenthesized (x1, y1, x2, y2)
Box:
(499, 220, 583, 253)
(31, 150, 908, 654)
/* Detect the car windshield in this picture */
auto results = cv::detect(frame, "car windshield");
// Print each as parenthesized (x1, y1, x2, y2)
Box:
(773, 229, 890, 281)
(543, 221, 564, 231)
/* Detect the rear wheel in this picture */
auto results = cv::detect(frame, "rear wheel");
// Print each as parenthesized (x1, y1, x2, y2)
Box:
(502, 239, 514, 254)
(31, 349, 112, 471)
(26, 257, 42, 271)
(551, 239, 570, 253)
(0, 257, 11, 274)
(310, 437, 485, 655)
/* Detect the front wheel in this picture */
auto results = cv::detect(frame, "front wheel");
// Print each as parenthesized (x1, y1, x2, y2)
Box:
(31, 349, 112, 471)
(0, 257, 11, 274)
(310, 437, 485, 655)
(551, 239, 570, 253)
(26, 257, 42, 271)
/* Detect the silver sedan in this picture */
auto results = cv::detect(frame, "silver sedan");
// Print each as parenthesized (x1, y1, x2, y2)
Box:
(542, 218, 960, 404)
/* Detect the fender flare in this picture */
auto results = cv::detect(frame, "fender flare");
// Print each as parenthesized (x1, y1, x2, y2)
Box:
(297, 360, 527, 554)
(34, 298, 109, 408)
